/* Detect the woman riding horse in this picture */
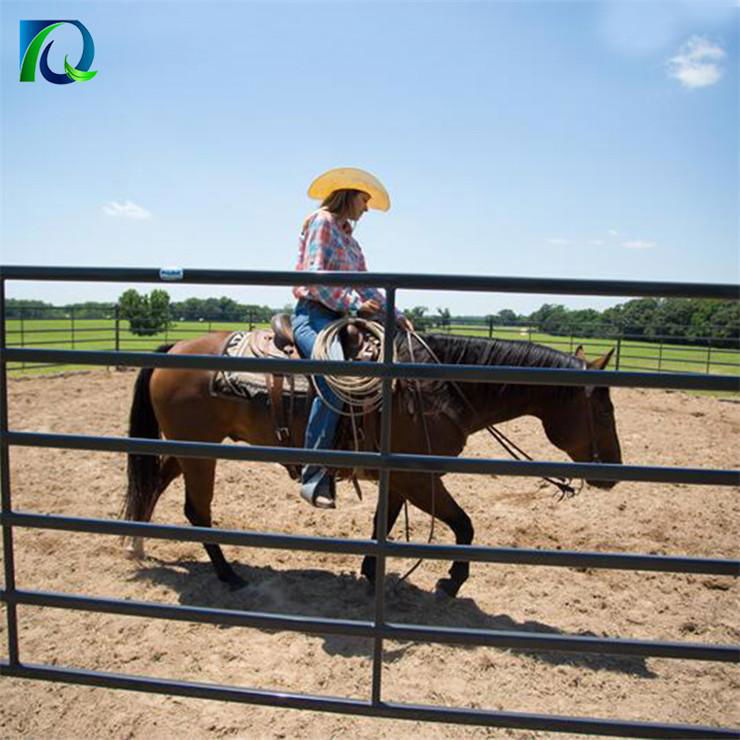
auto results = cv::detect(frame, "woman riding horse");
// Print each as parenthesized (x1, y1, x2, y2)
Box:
(123, 173, 622, 596)
(291, 167, 413, 509)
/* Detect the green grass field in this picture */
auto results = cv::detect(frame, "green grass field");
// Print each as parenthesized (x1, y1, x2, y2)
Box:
(3, 318, 270, 375)
(4, 317, 739, 379)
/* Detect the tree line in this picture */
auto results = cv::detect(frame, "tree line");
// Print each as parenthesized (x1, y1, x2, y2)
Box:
(5, 294, 278, 336)
(4, 299, 116, 319)
(523, 298, 738, 347)
(385, 299, 739, 348)
(5, 294, 738, 347)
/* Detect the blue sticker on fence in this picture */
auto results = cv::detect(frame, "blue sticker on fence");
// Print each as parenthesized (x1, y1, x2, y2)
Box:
(159, 267, 184, 281)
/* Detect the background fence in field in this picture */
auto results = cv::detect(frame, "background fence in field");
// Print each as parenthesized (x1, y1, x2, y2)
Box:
(5, 304, 739, 378)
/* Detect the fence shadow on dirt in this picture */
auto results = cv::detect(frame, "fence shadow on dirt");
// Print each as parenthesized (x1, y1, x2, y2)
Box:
(130, 557, 656, 678)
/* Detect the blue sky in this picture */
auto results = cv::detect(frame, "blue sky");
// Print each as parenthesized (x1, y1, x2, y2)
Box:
(1, 0, 738, 315)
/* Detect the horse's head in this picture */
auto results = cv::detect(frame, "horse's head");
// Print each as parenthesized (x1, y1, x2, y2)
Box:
(542, 346, 622, 489)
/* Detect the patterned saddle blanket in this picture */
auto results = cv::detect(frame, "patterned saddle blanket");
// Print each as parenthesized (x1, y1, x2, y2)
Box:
(210, 330, 310, 401)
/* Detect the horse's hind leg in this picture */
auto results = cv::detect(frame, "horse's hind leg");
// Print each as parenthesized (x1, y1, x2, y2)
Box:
(126, 455, 182, 559)
(360, 488, 404, 585)
(180, 457, 245, 590)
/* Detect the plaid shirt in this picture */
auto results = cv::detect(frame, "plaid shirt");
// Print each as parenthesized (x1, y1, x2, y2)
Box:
(293, 209, 388, 313)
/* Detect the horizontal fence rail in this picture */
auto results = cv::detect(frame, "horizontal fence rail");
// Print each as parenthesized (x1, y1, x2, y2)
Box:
(1, 265, 739, 738)
(2, 265, 738, 298)
(4, 348, 740, 392)
(2, 588, 737, 662)
(6, 431, 740, 486)
(6, 511, 739, 575)
(2, 663, 737, 739)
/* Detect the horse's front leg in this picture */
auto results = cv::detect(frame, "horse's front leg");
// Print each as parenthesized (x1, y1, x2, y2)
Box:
(397, 475, 474, 598)
(361, 488, 404, 585)
(431, 479, 474, 598)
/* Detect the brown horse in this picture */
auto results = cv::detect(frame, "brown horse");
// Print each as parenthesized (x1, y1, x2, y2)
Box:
(123, 331, 621, 597)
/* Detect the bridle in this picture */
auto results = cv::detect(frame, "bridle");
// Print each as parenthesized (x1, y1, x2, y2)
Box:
(409, 333, 601, 500)
(581, 361, 602, 466)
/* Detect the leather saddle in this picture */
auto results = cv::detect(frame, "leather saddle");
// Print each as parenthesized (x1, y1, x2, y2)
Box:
(269, 312, 380, 362)
(271, 313, 296, 354)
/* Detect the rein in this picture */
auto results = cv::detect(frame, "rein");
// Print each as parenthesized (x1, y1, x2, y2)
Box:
(312, 321, 595, 583)
(394, 333, 437, 586)
(312, 320, 437, 585)
(410, 332, 582, 500)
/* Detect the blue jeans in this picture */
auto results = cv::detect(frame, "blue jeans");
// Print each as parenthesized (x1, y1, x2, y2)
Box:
(291, 299, 344, 501)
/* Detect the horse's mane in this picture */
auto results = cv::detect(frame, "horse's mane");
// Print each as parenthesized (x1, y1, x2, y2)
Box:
(395, 332, 583, 423)
(409, 333, 583, 371)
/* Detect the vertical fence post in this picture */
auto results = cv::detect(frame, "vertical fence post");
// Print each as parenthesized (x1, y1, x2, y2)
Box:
(249, 309, 254, 331)
(70, 305, 76, 351)
(488, 315, 493, 339)
(658, 340, 663, 372)
(615, 336, 622, 371)
(371, 285, 396, 706)
(114, 304, 121, 352)
(0, 276, 20, 666)
(20, 306, 25, 371)
(706, 341, 712, 375)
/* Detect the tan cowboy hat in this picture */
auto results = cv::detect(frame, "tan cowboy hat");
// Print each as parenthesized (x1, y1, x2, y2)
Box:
(307, 167, 391, 211)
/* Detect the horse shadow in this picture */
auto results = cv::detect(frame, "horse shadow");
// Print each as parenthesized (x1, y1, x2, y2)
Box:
(130, 557, 656, 678)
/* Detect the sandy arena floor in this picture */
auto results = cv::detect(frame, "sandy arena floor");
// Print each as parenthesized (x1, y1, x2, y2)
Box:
(1, 368, 738, 738)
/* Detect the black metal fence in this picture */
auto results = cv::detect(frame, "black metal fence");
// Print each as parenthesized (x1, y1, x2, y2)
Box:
(1, 265, 739, 738)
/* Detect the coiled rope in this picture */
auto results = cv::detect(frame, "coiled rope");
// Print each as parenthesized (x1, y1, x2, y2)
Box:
(310, 317, 394, 415)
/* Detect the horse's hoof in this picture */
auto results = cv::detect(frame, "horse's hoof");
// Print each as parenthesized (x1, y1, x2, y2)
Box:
(361, 569, 375, 586)
(363, 578, 376, 597)
(360, 559, 376, 587)
(435, 578, 460, 599)
(226, 575, 248, 592)
(124, 542, 145, 560)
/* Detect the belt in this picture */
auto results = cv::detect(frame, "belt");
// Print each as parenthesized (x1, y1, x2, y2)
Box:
(298, 298, 344, 319)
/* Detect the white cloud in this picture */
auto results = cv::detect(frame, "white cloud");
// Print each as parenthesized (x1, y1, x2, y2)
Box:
(608, 229, 618, 237)
(102, 200, 152, 220)
(546, 238, 570, 246)
(667, 36, 726, 88)
(623, 240, 656, 249)
(590, 239, 605, 246)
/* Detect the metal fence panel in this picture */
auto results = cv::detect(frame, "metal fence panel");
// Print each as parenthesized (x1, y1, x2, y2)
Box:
(1, 266, 738, 737)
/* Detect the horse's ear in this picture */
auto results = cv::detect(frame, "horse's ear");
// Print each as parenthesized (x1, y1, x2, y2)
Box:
(574, 345, 586, 361)
(589, 348, 615, 370)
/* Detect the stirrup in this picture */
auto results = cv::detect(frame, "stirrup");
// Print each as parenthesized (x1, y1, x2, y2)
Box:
(301, 489, 336, 509)
(299, 473, 336, 509)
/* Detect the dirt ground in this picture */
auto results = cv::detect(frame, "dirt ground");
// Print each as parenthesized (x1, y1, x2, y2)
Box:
(1, 368, 738, 739)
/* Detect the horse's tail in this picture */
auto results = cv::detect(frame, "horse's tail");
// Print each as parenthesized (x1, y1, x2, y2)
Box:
(122, 344, 174, 524)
